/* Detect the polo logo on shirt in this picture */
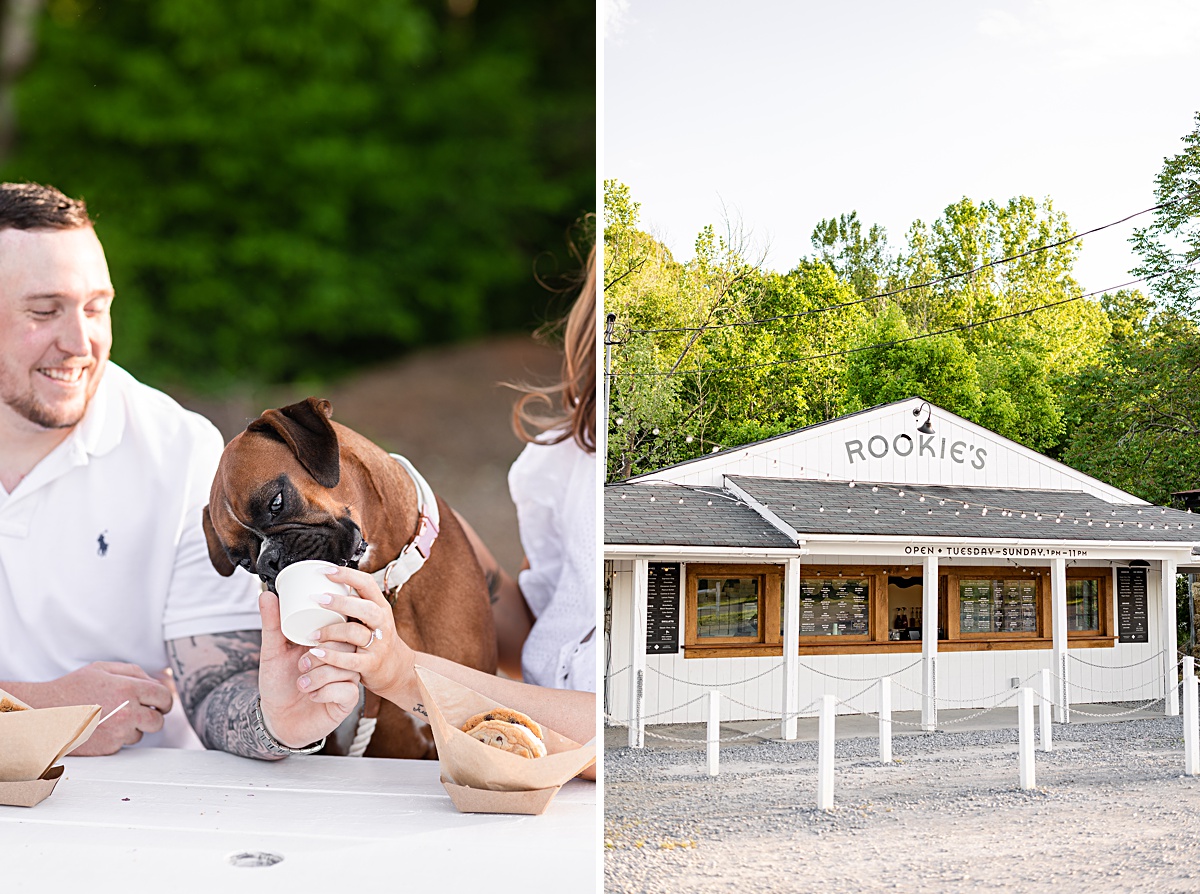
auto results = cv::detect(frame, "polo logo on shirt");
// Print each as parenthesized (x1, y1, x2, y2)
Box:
(97, 532, 109, 557)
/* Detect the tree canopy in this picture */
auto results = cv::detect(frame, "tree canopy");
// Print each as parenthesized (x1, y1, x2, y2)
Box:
(605, 106, 1200, 508)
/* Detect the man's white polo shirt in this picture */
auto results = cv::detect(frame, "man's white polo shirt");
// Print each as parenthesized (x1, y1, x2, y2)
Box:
(0, 363, 262, 718)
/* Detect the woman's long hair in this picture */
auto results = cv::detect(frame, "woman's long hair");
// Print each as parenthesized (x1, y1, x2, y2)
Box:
(511, 242, 596, 453)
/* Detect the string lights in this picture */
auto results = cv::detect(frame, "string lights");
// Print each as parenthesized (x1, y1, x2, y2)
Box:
(613, 467, 1198, 532)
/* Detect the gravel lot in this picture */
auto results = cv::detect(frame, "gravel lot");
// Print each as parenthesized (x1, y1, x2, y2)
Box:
(605, 716, 1200, 893)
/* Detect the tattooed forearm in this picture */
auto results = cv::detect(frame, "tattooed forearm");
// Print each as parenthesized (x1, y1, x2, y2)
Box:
(167, 632, 284, 760)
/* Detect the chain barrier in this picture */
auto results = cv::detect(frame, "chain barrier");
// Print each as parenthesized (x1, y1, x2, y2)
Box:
(637, 693, 708, 721)
(607, 664, 630, 679)
(622, 701, 824, 745)
(1067, 650, 1166, 671)
(1057, 677, 1163, 697)
(798, 657, 923, 683)
(613, 661, 1180, 749)
(832, 697, 960, 728)
(891, 675, 1036, 707)
(1067, 696, 1167, 718)
(645, 663, 782, 688)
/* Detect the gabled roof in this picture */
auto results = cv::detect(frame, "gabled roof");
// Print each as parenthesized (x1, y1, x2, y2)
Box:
(627, 397, 1145, 504)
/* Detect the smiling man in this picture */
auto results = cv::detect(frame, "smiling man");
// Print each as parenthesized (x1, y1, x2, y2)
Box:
(0, 182, 360, 758)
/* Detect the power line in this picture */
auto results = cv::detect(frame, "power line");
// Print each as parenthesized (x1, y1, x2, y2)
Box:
(620, 202, 1166, 336)
(610, 263, 1198, 379)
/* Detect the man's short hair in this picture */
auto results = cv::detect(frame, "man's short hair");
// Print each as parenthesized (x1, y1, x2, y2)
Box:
(0, 182, 92, 231)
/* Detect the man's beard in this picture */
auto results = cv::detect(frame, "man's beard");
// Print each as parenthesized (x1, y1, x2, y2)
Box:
(0, 366, 97, 430)
(4, 390, 88, 429)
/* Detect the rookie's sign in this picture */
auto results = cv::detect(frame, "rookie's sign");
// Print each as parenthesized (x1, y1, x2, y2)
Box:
(845, 433, 988, 469)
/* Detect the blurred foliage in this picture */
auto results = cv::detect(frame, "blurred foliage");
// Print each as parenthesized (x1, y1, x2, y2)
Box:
(1, 0, 595, 389)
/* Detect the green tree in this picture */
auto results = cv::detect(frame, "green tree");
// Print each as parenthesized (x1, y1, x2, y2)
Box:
(1131, 110, 1200, 319)
(810, 211, 891, 302)
(1061, 303, 1200, 503)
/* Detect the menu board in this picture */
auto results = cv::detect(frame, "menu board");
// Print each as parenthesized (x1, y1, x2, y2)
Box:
(959, 579, 1037, 634)
(1116, 567, 1149, 644)
(798, 578, 870, 637)
(646, 562, 680, 653)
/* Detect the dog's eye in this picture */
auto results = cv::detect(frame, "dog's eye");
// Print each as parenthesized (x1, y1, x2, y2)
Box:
(270, 492, 283, 514)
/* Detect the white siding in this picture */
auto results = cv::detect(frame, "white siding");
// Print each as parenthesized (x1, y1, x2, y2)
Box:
(605, 556, 1173, 727)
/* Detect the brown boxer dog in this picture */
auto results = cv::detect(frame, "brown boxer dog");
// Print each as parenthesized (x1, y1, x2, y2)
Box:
(202, 397, 497, 759)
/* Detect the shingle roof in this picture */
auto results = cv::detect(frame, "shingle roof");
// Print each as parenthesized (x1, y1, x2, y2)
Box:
(728, 477, 1200, 543)
(604, 483, 797, 548)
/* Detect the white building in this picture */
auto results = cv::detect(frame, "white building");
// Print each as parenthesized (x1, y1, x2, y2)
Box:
(604, 398, 1200, 745)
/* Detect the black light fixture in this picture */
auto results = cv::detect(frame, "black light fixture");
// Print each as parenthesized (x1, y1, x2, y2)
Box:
(913, 401, 934, 435)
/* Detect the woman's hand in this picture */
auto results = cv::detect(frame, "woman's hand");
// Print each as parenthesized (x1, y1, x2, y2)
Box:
(296, 566, 418, 709)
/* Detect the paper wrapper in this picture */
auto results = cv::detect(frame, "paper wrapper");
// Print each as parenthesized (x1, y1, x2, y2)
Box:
(0, 688, 102, 807)
(415, 666, 596, 814)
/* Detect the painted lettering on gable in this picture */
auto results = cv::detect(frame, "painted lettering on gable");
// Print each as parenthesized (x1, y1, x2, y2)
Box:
(845, 434, 988, 469)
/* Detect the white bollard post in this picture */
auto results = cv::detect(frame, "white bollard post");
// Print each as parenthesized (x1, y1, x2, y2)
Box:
(817, 694, 835, 810)
(1039, 668, 1053, 753)
(1184, 657, 1198, 777)
(1018, 687, 1035, 790)
(878, 676, 892, 764)
(707, 691, 720, 777)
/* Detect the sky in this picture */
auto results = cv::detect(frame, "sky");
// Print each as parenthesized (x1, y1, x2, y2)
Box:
(603, 0, 1200, 294)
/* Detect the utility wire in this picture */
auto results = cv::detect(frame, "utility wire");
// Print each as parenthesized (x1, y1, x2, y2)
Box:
(621, 202, 1166, 336)
(611, 262, 1198, 379)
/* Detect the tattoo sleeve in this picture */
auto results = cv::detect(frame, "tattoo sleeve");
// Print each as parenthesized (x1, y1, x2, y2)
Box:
(167, 631, 283, 761)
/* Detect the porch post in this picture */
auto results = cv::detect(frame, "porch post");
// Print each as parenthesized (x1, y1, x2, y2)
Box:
(782, 557, 801, 739)
(1163, 557, 1179, 716)
(1051, 557, 1068, 723)
(628, 557, 648, 747)
(921, 554, 938, 731)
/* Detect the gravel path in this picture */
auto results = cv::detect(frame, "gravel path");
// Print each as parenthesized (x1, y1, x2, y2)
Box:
(605, 717, 1200, 893)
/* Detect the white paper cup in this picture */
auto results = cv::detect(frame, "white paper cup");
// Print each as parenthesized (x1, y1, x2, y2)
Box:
(275, 560, 349, 647)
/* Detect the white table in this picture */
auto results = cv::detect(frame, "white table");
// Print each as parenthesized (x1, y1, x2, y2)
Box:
(0, 748, 597, 891)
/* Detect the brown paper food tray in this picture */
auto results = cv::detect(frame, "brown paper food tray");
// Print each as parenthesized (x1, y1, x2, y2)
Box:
(0, 765, 64, 808)
(439, 775, 561, 815)
(415, 666, 595, 816)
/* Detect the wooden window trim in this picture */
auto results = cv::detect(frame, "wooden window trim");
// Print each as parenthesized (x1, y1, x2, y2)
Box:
(946, 566, 1046, 641)
(1065, 568, 1113, 639)
(682, 562, 1116, 659)
(796, 564, 879, 645)
(684, 563, 782, 652)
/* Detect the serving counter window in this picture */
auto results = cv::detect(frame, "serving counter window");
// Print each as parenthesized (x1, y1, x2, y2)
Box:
(684, 564, 782, 655)
(680, 562, 1115, 658)
(798, 576, 871, 639)
(957, 578, 1039, 635)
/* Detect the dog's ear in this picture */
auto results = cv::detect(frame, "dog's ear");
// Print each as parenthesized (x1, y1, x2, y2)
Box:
(202, 505, 237, 577)
(247, 397, 340, 488)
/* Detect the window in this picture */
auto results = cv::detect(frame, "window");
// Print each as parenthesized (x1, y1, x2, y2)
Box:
(798, 576, 871, 639)
(1067, 578, 1101, 633)
(684, 564, 782, 654)
(958, 578, 1038, 635)
(696, 576, 760, 640)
